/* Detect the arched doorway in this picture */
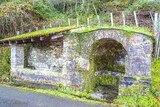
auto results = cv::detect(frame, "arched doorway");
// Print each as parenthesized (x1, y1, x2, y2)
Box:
(89, 38, 127, 101)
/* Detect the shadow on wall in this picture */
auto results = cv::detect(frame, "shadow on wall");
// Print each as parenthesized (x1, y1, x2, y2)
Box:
(89, 38, 127, 102)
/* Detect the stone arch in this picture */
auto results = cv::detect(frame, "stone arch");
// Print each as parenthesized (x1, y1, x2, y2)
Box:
(84, 29, 153, 100)
(92, 30, 128, 51)
(86, 29, 152, 78)
(62, 29, 152, 91)
(88, 35, 128, 101)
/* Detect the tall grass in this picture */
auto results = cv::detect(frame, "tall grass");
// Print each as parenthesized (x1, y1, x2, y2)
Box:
(114, 59, 160, 106)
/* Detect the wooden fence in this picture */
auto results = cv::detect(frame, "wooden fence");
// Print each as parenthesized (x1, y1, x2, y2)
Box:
(14, 11, 160, 58)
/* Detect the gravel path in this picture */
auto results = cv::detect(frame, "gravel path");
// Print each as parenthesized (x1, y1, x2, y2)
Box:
(0, 85, 114, 107)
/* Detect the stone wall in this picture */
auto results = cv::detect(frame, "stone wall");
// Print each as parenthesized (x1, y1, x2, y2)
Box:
(10, 44, 24, 70)
(28, 42, 63, 72)
(70, 30, 153, 79)
(10, 29, 153, 90)
(10, 41, 66, 87)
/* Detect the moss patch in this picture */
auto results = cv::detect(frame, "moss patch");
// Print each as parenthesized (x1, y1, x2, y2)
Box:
(71, 25, 154, 40)
(0, 26, 80, 42)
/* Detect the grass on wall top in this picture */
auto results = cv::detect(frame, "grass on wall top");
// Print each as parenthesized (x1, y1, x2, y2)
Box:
(71, 25, 154, 40)
(0, 25, 154, 43)
(0, 26, 79, 42)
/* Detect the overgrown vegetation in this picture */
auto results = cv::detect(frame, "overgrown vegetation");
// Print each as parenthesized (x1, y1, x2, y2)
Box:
(114, 84, 160, 106)
(0, 0, 158, 39)
(72, 25, 154, 38)
(0, 47, 10, 82)
(0, 1, 44, 38)
(150, 59, 160, 97)
(33, 0, 62, 20)
(114, 59, 160, 106)
(126, 0, 160, 12)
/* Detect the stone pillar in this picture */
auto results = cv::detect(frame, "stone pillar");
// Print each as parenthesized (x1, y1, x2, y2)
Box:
(62, 36, 77, 84)
(62, 37, 76, 74)
(10, 44, 24, 71)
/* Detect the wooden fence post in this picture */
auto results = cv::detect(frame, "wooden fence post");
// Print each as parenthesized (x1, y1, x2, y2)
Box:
(77, 18, 79, 26)
(150, 12, 154, 23)
(35, 27, 38, 30)
(49, 23, 52, 28)
(157, 14, 160, 58)
(122, 11, 126, 26)
(134, 11, 139, 27)
(97, 15, 101, 25)
(110, 13, 114, 26)
(87, 17, 90, 27)
(154, 13, 159, 58)
(16, 31, 20, 35)
(68, 19, 71, 26)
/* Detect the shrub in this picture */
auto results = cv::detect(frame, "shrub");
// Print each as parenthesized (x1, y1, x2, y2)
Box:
(114, 84, 160, 106)
(0, 47, 11, 82)
(126, 0, 160, 12)
(33, 0, 61, 20)
(114, 59, 160, 106)
(150, 59, 160, 97)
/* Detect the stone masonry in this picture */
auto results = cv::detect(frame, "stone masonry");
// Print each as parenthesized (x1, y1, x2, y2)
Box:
(10, 44, 24, 73)
(10, 29, 153, 89)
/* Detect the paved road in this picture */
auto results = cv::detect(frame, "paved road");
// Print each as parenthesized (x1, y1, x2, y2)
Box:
(0, 85, 114, 107)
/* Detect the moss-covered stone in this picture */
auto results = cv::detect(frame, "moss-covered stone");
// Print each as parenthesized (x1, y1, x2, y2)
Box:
(71, 25, 154, 40)
(0, 26, 79, 43)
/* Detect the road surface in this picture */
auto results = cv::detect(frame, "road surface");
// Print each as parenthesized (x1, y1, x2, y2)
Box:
(0, 85, 114, 107)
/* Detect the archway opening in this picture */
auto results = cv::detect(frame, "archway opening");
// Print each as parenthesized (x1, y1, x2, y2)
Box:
(89, 38, 127, 101)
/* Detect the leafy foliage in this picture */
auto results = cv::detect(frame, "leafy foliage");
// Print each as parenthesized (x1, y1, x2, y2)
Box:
(0, 1, 44, 38)
(33, 0, 61, 20)
(0, 47, 10, 81)
(114, 59, 160, 106)
(150, 59, 160, 97)
(126, 0, 160, 12)
(114, 84, 160, 106)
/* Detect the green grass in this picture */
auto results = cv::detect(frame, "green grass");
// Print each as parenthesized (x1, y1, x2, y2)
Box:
(0, 26, 79, 42)
(114, 59, 160, 106)
(72, 25, 154, 39)
(0, 25, 154, 43)
(150, 59, 160, 96)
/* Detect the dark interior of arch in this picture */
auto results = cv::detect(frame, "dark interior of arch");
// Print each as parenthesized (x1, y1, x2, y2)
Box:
(90, 38, 127, 72)
(90, 38, 127, 102)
